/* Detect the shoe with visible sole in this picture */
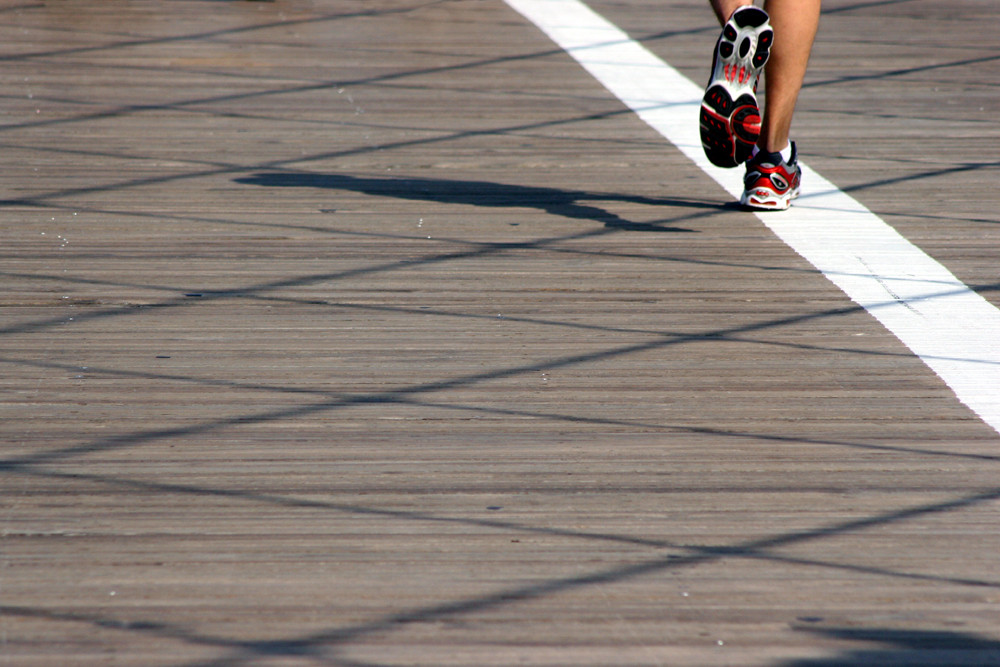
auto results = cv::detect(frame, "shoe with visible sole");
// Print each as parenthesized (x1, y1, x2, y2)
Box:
(700, 6, 773, 168)
(740, 142, 801, 210)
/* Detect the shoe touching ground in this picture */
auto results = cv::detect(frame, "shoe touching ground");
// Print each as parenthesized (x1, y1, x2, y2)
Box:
(700, 6, 773, 168)
(740, 142, 802, 210)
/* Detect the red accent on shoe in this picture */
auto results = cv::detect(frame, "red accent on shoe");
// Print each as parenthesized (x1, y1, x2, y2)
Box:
(737, 112, 761, 137)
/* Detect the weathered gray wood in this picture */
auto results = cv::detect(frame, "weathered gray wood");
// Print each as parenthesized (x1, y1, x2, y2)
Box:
(1, 1, 998, 665)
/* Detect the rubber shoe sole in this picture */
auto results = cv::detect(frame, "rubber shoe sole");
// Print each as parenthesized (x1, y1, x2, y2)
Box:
(700, 6, 773, 168)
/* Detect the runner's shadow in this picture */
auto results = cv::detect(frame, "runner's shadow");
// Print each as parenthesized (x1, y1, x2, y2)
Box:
(235, 172, 714, 232)
(782, 627, 1000, 666)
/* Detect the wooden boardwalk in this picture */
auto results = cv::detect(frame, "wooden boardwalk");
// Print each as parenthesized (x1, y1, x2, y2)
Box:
(1, 1, 998, 665)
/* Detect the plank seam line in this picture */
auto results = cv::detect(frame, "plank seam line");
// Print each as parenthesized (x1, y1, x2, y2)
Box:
(504, 0, 1000, 436)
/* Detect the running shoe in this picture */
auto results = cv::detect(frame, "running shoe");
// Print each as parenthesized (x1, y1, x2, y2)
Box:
(700, 6, 773, 168)
(740, 142, 801, 210)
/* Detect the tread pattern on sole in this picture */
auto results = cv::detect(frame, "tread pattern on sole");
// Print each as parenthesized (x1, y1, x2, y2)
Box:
(699, 6, 772, 168)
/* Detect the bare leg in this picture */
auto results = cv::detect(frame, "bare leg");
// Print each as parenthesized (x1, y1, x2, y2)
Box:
(759, 0, 821, 153)
(708, 0, 753, 24)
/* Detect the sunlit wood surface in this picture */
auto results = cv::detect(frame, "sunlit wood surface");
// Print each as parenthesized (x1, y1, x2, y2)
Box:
(2, 1, 998, 665)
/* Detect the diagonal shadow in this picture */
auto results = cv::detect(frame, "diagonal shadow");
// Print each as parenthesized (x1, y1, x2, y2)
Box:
(0, 1, 446, 63)
(3, 467, 998, 667)
(9, 464, 1000, 593)
(6, 347, 1000, 469)
(155, 485, 1000, 667)
(820, 0, 921, 14)
(804, 53, 1000, 90)
(832, 160, 1000, 198)
(234, 171, 709, 231)
(0, 106, 646, 208)
(0, 3, 44, 15)
(4, 3, 998, 665)
(0, 295, 907, 470)
(0, 203, 717, 341)
(0, 24, 574, 136)
(6, 279, 1000, 473)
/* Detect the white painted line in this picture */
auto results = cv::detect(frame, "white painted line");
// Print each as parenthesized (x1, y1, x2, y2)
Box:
(505, 0, 1000, 435)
